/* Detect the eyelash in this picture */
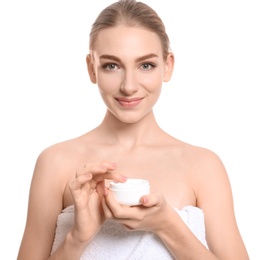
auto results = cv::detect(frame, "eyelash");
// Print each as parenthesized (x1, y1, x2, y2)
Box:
(101, 62, 156, 71)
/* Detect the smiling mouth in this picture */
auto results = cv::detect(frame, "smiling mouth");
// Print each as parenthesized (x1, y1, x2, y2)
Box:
(115, 98, 143, 108)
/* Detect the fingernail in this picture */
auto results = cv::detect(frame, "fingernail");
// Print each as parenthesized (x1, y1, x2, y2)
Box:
(120, 175, 127, 182)
(142, 197, 148, 204)
(111, 162, 118, 167)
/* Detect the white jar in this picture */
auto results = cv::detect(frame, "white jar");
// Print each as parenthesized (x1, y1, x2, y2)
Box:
(109, 178, 150, 206)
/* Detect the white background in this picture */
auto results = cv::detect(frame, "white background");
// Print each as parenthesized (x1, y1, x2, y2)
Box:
(0, 0, 264, 259)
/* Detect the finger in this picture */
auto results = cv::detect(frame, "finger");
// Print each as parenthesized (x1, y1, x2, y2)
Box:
(75, 161, 116, 177)
(91, 163, 127, 183)
(96, 181, 105, 198)
(77, 161, 127, 183)
(140, 193, 161, 208)
(89, 161, 118, 174)
(104, 188, 134, 219)
(70, 173, 93, 191)
(102, 188, 114, 219)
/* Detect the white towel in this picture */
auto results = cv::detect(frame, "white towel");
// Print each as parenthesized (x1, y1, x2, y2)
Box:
(51, 205, 208, 259)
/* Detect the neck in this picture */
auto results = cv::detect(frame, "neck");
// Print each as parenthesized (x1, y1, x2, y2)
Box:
(96, 110, 163, 149)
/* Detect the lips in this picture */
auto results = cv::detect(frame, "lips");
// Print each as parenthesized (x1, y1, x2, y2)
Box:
(115, 97, 143, 108)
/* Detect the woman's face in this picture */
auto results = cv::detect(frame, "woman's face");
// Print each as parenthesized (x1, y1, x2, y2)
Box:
(88, 26, 174, 124)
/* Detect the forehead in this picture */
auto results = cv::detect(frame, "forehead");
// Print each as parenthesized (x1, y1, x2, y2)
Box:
(92, 26, 164, 59)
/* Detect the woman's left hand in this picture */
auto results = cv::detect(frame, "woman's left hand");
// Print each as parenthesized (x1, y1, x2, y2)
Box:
(102, 188, 172, 233)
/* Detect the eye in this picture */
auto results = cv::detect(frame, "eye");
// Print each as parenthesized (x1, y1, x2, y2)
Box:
(140, 63, 156, 70)
(102, 63, 119, 70)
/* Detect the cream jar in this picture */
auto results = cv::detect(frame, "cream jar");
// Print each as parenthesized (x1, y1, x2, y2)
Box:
(109, 178, 150, 206)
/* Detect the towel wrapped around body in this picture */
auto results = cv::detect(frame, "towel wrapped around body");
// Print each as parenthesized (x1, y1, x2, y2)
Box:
(51, 205, 208, 259)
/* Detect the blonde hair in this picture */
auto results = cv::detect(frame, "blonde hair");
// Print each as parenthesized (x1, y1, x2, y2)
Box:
(89, 0, 170, 60)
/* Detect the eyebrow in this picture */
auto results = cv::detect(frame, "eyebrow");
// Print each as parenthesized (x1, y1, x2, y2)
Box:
(99, 53, 158, 63)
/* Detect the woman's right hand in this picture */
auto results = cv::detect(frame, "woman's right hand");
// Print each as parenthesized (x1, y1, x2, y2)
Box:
(68, 161, 127, 245)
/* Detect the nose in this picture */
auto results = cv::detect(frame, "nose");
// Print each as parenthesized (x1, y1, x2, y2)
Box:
(120, 70, 139, 95)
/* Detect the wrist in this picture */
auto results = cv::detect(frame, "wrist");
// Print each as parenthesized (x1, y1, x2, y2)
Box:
(49, 231, 89, 260)
(66, 229, 90, 250)
(154, 205, 178, 237)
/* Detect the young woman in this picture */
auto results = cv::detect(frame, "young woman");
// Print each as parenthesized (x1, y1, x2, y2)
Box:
(18, 0, 249, 259)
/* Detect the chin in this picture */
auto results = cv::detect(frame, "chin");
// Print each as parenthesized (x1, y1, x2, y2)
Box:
(108, 107, 151, 124)
(118, 117, 141, 124)
(117, 112, 150, 124)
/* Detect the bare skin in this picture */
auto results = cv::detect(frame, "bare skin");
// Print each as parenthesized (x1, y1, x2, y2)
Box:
(18, 26, 249, 260)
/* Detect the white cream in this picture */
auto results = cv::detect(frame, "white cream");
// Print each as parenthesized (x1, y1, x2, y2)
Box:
(109, 178, 150, 206)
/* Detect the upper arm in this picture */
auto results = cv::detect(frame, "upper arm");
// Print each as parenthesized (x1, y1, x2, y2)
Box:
(18, 147, 67, 259)
(195, 149, 249, 259)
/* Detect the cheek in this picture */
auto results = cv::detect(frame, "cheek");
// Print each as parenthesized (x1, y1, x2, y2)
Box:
(97, 74, 120, 94)
(139, 73, 163, 92)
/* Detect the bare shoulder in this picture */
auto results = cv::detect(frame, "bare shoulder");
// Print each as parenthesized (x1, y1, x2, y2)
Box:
(166, 135, 226, 173)
(169, 138, 231, 201)
(191, 142, 228, 183)
(36, 133, 92, 175)
(177, 140, 234, 211)
(31, 133, 94, 206)
(182, 142, 226, 174)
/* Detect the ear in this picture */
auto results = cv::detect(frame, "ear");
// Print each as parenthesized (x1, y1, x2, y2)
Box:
(86, 54, 97, 84)
(163, 53, 174, 82)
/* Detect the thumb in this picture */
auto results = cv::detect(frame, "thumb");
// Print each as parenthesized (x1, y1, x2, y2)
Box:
(141, 193, 165, 208)
(96, 181, 105, 198)
(140, 195, 156, 207)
